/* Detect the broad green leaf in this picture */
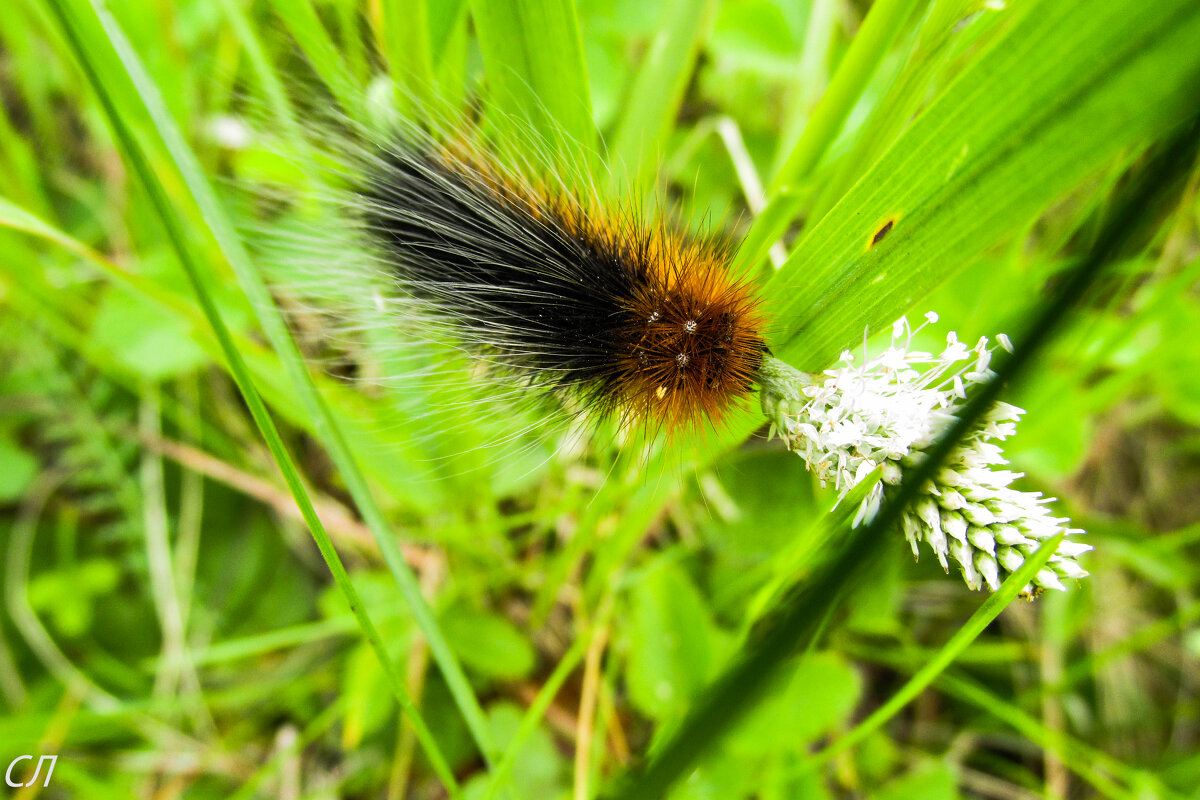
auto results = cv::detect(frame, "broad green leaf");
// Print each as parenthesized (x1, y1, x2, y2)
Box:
(665, 751, 757, 800)
(27, 559, 119, 638)
(624, 556, 728, 720)
(0, 435, 38, 503)
(739, 468, 882, 636)
(710, 0, 801, 72)
(441, 604, 537, 681)
(89, 289, 209, 380)
(766, 0, 1200, 369)
(854, 731, 902, 785)
(419, 675, 485, 772)
(875, 760, 960, 800)
(729, 650, 862, 752)
(696, 449, 815, 561)
(342, 642, 392, 748)
(319, 570, 415, 623)
(462, 703, 565, 799)
(842, 548, 904, 637)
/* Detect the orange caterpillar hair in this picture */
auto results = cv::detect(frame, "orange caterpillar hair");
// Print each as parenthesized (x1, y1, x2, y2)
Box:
(354, 137, 766, 437)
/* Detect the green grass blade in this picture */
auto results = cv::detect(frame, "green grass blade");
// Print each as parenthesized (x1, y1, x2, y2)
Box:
(468, 0, 594, 153)
(428, 0, 469, 66)
(212, 0, 306, 152)
(264, 0, 360, 114)
(802, 0, 1001, 226)
(769, 0, 920, 192)
(766, 0, 1200, 369)
(1056, 595, 1200, 692)
(685, 0, 1200, 482)
(812, 533, 1065, 765)
(739, 474, 880, 638)
(375, 0, 436, 109)
(40, 0, 497, 772)
(5, 478, 121, 712)
(0, 69, 51, 215)
(940, 674, 1166, 799)
(482, 618, 595, 799)
(36, 0, 465, 790)
(847, 642, 1170, 798)
(0, 194, 100, 256)
(609, 0, 714, 191)
(735, 0, 922, 272)
(0, 197, 356, 454)
(1, 192, 441, 511)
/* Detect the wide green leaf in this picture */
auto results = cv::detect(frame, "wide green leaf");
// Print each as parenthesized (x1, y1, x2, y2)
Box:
(766, 0, 1200, 368)
(624, 556, 729, 720)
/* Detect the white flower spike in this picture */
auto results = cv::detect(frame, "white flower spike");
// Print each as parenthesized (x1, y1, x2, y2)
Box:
(758, 315, 1090, 596)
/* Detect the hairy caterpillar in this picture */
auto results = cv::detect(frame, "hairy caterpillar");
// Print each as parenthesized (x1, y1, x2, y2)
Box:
(355, 139, 767, 437)
(253, 103, 773, 470)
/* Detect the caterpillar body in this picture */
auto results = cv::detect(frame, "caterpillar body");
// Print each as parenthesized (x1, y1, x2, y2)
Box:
(344, 135, 769, 441)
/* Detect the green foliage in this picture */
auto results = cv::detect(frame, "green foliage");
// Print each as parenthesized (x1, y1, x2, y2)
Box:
(1, 0, 1199, 797)
(463, 702, 567, 798)
(729, 650, 863, 750)
(442, 604, 538, 682)
(624, 556, 730, 720)
(875, 759, 960, 800)
(0, 435, 38, 503)
(764, 0, 1200, 369)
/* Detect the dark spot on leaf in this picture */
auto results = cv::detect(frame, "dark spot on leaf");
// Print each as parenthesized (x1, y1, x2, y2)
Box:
(871, 219, 895, 247)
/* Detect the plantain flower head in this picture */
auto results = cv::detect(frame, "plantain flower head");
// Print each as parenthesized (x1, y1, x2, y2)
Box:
(759, 313, 1090, 595)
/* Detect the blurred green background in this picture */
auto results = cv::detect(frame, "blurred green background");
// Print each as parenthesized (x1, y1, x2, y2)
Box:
(2, 0, 1200, 797)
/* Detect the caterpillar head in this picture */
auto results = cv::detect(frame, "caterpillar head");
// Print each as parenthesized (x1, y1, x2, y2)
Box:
(615, 236, 766, 435)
